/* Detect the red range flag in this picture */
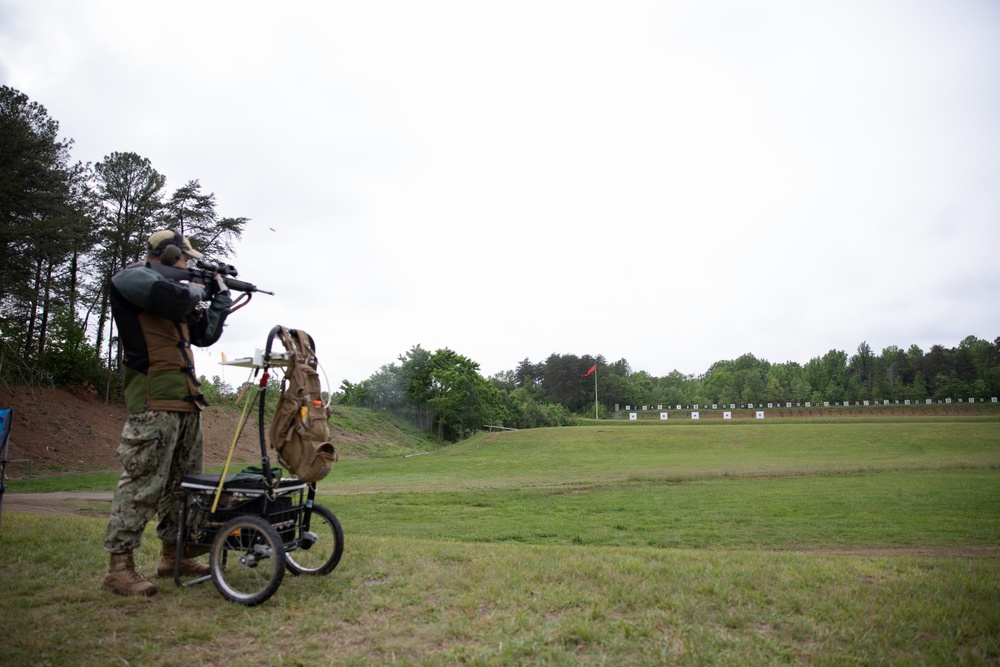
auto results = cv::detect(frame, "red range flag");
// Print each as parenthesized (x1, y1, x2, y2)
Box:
(584, 365, 596, 377)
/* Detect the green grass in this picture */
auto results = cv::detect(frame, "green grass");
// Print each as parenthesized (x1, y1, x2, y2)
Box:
(328, 405, 438, 458)
(325, 469, 1000, 550)
(2, 516, 997, 666)
(2, 417, 999, 665)
(324, 419, 1000, 492)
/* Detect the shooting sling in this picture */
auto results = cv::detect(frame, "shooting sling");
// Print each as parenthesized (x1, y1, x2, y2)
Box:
(268, 327, 338, 482)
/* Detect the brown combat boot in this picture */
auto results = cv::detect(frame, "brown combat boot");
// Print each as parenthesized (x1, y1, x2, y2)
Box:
(156, 541, 210, 577)
(102, 552, 157, 596)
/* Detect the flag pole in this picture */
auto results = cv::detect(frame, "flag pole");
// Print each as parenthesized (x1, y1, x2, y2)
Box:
(594, 361, 598, 420)
(584, 362, 598, 419)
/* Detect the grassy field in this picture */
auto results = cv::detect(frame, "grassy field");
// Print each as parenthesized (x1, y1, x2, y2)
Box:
(2, 417, 999, 665)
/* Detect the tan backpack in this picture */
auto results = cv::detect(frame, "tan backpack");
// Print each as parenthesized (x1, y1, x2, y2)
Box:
(268, 327, 338, 482)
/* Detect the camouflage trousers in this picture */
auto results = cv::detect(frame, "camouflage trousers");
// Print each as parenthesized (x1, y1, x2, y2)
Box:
(103, 411, 203, 554)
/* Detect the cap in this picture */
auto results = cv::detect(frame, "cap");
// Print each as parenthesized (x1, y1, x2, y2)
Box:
(147, 230, 204, 259)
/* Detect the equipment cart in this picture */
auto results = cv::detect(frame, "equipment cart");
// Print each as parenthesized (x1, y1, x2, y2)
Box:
(173, 325, 343, 606)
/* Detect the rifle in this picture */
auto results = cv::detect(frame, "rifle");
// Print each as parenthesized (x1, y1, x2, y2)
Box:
(147, 259, 275, 297)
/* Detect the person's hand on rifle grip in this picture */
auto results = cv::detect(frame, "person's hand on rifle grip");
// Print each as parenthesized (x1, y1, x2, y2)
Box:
(213, 273, 230, 295)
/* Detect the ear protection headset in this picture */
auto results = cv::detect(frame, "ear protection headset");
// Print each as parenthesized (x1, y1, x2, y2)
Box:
(149, 231, 185, 266)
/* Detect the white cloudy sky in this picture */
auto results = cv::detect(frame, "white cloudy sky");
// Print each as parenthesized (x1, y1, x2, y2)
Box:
(2, 0, 999, 386)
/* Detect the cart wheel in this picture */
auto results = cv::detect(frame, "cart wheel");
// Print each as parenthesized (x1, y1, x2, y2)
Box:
(284, 503, 344, 576)
(210, 514, 285, 606)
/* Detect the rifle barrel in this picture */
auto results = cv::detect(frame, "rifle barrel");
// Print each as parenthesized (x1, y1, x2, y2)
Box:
(225, 276, 274, 295)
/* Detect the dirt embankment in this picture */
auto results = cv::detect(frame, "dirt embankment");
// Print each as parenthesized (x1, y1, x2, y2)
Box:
(0, 384, 262, 474)
(1, 384, 268, 518)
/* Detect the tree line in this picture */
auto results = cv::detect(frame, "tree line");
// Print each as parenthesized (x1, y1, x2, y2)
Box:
(341, 335, 1000, 441)
(519, 337, 1000, 413)
(339, 345, 574, 444)
(0, 85, 247, 394)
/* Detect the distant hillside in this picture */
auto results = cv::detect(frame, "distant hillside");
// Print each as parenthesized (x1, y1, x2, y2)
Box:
(328, 405, 438, 458)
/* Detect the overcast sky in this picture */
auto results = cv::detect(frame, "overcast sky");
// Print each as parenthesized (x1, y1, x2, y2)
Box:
(2, 0, 999, 386)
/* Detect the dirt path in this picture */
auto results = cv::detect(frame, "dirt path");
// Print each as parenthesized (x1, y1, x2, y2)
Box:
(2, 492, 113, 517)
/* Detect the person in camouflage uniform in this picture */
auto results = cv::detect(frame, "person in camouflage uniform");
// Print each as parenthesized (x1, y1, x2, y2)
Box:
(102, 230, 232, 597)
